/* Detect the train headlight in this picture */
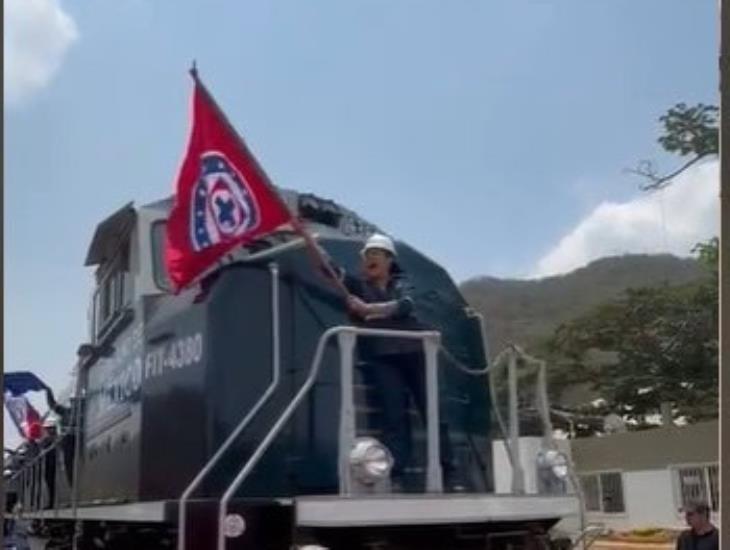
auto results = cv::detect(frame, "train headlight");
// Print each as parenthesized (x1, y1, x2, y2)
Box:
(537, 449, 569, 479)
(349, 437, 393, 484)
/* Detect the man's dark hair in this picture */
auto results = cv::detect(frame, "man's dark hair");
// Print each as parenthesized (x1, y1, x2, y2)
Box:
(684, 501, 711, 517)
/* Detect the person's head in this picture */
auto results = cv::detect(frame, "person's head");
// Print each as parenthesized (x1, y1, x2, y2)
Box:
(360, 234, 397, 282)
(42, 418, 58, 438)
(683, 501, 712, 531)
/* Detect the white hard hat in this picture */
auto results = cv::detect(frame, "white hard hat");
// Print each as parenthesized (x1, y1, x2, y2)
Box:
(361, 233, 397, 257)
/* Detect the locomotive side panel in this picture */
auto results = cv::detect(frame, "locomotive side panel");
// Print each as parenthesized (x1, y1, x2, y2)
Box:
(202, 265, 294, 498)
(81, 319, 144, 503)
(138, 295, 208, 501)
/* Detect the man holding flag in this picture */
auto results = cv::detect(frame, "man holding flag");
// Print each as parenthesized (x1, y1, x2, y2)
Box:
(164, 68, 454, 491)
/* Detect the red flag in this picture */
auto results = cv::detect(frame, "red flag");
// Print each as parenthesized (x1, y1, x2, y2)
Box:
(165, 73, 292, 291)
(4, 393, 42, 441)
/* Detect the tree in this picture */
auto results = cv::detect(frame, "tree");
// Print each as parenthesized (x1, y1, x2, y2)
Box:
(546, 240, 718, 428)
(538, 101, 720, 434)
(631, 103, 718, 190)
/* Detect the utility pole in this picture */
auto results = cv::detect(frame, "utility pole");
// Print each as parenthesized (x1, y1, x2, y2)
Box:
(719, 0, 728, 546)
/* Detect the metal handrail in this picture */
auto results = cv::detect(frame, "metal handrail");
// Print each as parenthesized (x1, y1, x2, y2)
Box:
(489, 344, 586, 547)
(9, 437, 63, 482)
(215, 326, 443, 550)
(507, 352, 525, 494)
(335, 329, 443, 496)
(70, 366, 85, 523)
(177, 263, 282, 550)
(7, 378, 83, 523)
(434, 312, 528, 494)
(9, 431, 68, 513)
(210, 325, 336, 550)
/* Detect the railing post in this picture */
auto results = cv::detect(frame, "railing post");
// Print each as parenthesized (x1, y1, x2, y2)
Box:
(72, 386, 86, 524)
(31, 460, 37, 511)
(26, 463, 32, 511)
(25, 467, 28, 510)
(20, 469, 26, 511)
(337, 329, 358, 495)
(20, 464, 30, 510)
(181, 262, 282, 550)
(31, 462, 35, 509)
(216, 328, 339, 550)
(508, 351, 525, 494)
(36, 459, 41, 510)
(536, 361, 554, 448)
(31, 461, 37, 511)
(40, 453, 46, 518)
(423, 333, 443, 493)
(54, 443, 60, 517)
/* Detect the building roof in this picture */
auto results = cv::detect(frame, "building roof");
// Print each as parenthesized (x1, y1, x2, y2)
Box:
(571, 419, 718, 472)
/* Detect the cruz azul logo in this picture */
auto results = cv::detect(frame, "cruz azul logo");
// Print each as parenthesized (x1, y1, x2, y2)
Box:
(190, 151, 261, 251)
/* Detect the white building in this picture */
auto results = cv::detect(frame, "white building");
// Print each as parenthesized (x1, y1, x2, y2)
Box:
(571, 419, 718, 531)
(492, 420, 719, 532)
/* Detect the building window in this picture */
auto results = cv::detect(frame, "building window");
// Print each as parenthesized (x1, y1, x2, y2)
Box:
(579, 472, 625, 513)
(675, 464, 719, 512)
(600, 472, 625, 512)
(580, 475, 601, 512)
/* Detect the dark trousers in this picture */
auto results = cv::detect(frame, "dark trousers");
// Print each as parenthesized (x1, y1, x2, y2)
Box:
(361, 352, 453, 478)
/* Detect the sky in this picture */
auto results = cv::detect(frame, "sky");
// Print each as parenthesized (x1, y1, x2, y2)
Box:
(4, 0, 719, 448)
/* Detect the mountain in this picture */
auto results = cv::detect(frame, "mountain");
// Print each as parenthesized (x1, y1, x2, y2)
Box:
(459, 254, 705, 358)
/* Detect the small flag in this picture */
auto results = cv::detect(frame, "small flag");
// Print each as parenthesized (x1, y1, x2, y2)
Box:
(4, 372, 46, 441)
(164, 71, 293, 291)
(4, 371, 47, 396)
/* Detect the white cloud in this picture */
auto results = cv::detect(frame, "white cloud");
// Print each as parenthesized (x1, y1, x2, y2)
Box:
(4, 0, 78, 106)
(533, 160, 719, 278)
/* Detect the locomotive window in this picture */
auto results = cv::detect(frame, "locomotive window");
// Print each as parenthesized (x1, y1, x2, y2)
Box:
(93, 248, 131, 342)
(151, 221, 172, 292)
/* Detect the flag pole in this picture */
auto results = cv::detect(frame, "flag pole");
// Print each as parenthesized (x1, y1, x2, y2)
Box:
(291, 216, 351, 296)
(188, 67, 350, 297)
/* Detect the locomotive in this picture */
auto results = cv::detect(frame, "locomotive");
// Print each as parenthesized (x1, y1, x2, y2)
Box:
(4, 190, 578, 549)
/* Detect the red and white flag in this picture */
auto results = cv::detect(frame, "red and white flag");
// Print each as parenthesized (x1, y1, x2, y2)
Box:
(5, 393, 42, 441)
(165, 72, 293, 292)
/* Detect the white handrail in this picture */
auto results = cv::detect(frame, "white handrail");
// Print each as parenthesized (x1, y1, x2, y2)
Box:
(496, 344, 587, 549)
(177, 262, 281, 550)
(215, 326, 443, 550)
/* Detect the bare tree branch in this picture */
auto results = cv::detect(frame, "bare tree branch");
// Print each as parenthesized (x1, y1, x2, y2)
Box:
(627, 153, 708, 192)
(627, 103, 718, 192)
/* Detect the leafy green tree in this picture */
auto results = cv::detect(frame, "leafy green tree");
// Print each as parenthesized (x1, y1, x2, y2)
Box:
(546, 240, 718, 427)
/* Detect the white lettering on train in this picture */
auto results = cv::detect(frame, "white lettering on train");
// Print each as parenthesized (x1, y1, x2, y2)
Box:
(144, 333, 204, 380)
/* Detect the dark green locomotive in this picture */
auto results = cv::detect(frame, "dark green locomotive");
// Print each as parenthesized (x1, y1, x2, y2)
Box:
(5, 191, 577, 549)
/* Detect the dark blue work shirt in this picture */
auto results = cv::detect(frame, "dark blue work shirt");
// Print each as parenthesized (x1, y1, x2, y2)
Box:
(675, 529, 719, 550)
(339, 268, 427, 359)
